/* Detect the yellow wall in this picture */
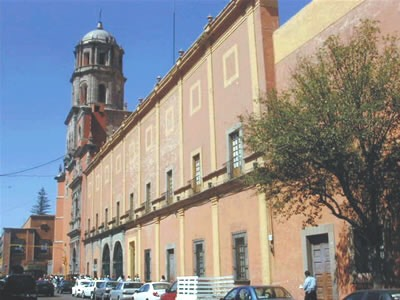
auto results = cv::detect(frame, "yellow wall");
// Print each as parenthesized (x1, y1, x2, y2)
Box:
(274, 0, 363, 64)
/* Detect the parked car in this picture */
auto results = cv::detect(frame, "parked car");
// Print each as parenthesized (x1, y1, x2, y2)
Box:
(0, 274, 37, 300)
(160, 281, 177, 300)
(221, 285, 294, 300)
(110, 281, 143, 300)
(36, 280, 55, 296)
(57, 280, 74, 294)
(73, 279, 92, 297)
(133, 282, 171, 300)
(81, 280, 106, 299)
(343, 289, 400, 300)
(94, 281, 119, 300)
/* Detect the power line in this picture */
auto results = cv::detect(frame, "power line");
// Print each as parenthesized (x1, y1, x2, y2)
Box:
(0, 155, 64, 177)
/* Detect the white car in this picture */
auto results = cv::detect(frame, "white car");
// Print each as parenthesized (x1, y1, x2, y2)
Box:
(110, 281, 143, 300)
(80, 280, 106, 299)
(72, 279, 92, 297)
(133, 282, 171, 300)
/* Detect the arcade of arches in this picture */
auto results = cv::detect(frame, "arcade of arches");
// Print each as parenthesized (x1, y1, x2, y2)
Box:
(101, 242, 123, 278)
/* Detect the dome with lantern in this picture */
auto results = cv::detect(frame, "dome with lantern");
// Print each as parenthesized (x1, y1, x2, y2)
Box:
(81, 21, 116, 44)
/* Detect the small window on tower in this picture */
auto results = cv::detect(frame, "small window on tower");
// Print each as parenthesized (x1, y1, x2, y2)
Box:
(98, 84, 106, 103)
(99, 52, 106, 65)
(83, 52, 90, 66)
(80, 84, 88, 104)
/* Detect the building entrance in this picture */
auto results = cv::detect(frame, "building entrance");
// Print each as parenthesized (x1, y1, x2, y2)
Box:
(309, 234, 332, 300)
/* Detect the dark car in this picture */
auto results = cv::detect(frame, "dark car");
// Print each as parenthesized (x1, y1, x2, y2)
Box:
(160, 281, 177, 300)
(221, 285, 294, 300)
(57, 280, 74, 294)
(94, 281, 119, 300)
(343, 289, 400, 300)
(0, 274, 37, 300)
(36, 280, 55, 296)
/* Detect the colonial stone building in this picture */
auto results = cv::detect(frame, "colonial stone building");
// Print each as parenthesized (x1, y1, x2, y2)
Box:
(54, 0, 400, 299)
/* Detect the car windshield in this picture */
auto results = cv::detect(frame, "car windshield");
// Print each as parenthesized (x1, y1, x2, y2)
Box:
(254, 286, 292, 299)
(106, 281, 119, 288)
(153, 283, 170, 290)
(124, 282, 142, 289)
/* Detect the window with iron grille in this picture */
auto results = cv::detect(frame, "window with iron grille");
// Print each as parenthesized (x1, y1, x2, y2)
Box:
(232, 232, 248, 281)
(193, 240, 205, 277)
(166, 170, 173, 204)
(144, 249, 151, 282)
(229, 130, 243, 177)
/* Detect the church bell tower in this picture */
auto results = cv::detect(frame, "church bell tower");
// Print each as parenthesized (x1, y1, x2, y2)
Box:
(57, 21, 130, 275)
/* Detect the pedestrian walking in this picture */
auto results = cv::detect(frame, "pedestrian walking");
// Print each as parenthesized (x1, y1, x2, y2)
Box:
(303, 270, 317, 300)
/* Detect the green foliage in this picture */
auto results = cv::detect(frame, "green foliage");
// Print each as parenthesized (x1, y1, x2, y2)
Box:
(31, 187, 51, 215)
(241, 20, 400, 286)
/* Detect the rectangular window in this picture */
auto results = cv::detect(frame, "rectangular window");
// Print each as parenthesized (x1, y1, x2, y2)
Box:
(353, 228, 370, 273)
(40, 242, 49, 253)
(96, 213, 99, 229)
(130, 193, 134, 218)
(232, 232, 248, 281)
(229, 130, 242, 178)
(145, 183, 151, 213)
(88, 219, 91, 233)
(83, 52, 90, 66)
(194, 240, 205, 277)
(98, 52, 106, 65)
(192, 154, 201, 193)
(116, 202, 120, 226)
(144, 249, 151, 282)
(166, 170, 173, 204)
(105, 208, 108, 227)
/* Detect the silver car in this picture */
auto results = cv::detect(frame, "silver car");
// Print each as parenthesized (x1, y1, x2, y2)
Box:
(110, 281, 143, 300)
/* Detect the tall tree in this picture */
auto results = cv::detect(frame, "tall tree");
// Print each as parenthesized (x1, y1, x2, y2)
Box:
(241, 20, 400, 287)
(31, 187, 51, 215)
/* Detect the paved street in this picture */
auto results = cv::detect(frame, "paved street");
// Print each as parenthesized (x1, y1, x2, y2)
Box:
(37, 293, 74, 300)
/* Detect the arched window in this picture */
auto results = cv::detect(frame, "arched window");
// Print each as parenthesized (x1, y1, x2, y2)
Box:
(102, 244, 110, 278)
(98, 84, 106, 103)
(113, 242, 123, 279)
(80, 84, 88, 104)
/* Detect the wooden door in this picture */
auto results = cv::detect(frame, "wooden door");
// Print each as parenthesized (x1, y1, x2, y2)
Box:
(310, 234, 333, 300)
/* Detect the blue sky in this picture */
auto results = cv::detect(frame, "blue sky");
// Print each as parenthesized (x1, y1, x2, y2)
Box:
(0, 0, 310, 229)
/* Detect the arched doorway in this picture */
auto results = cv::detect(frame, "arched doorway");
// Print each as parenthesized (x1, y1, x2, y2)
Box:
(113, 242, 123, 279)
(102, 244, 110, 278)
